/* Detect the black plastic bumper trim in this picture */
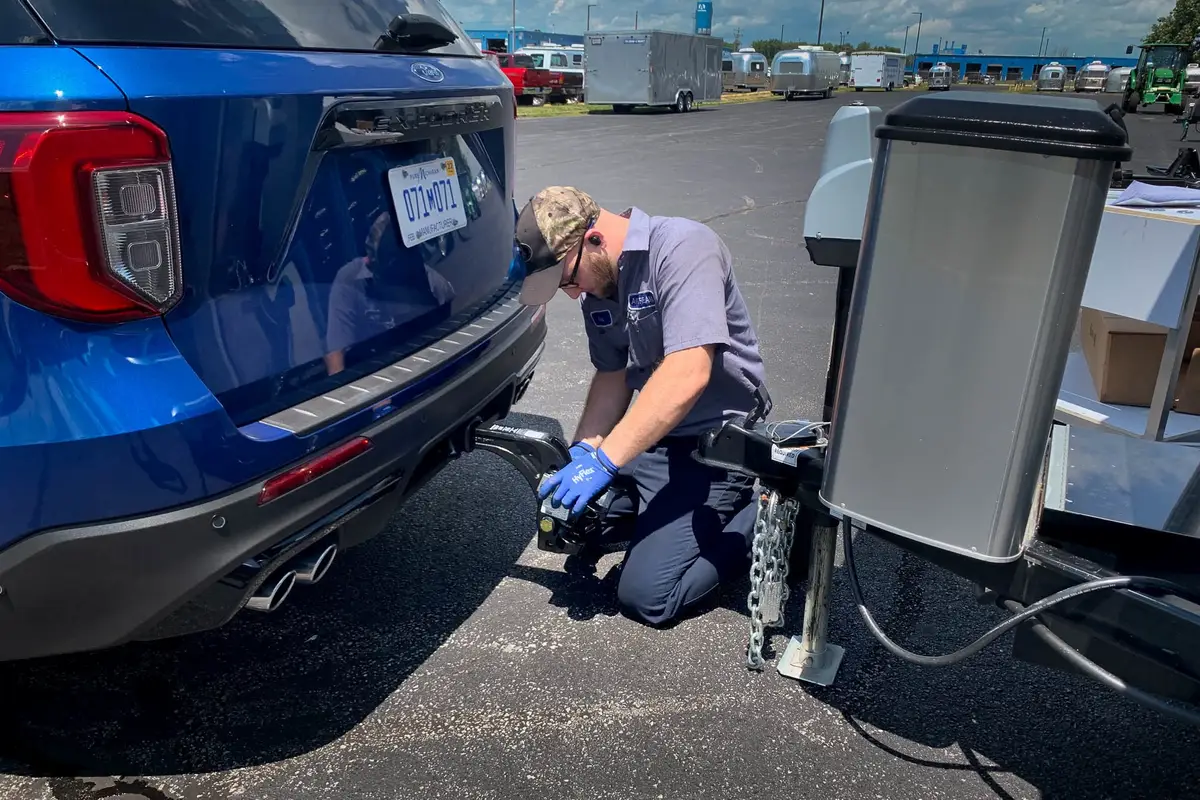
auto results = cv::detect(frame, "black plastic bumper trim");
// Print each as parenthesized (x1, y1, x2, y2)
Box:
(0, 311, 545, 662)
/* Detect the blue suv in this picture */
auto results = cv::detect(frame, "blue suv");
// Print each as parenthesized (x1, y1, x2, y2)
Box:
(0, 0, 543, 660)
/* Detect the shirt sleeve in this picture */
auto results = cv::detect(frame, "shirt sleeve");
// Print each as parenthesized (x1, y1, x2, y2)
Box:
(581, 297, 629, 372)
(657, 228, 734, 355)
(326, 264, 361, 354)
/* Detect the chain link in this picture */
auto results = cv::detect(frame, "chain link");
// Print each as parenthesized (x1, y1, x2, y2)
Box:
(746, 488, 800, 671)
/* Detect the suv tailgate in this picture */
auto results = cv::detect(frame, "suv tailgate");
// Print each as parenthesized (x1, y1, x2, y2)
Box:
(25, 0, 518, 427)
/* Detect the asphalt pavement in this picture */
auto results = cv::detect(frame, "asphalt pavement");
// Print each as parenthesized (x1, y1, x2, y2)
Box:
(1, 89, 1197, 800)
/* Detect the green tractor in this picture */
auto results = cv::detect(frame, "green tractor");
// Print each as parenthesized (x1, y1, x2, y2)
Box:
(1122, 42, 1190, 114)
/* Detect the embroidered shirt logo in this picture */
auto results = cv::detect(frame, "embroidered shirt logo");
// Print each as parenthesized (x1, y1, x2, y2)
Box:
(590, 309, 614, 328)
(628, 291, 656, 311)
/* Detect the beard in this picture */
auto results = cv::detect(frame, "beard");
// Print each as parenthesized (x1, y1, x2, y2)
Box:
(586, 251, 620, 299)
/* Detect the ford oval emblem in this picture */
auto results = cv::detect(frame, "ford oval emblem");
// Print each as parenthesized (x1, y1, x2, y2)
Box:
(412, 62, 445, 83)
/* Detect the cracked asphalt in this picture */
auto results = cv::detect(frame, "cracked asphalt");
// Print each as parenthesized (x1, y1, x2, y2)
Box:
(1, 90, 1197, 800)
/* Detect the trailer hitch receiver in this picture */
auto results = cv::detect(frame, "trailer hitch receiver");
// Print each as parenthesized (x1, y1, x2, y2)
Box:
(471, 423, 629, 555)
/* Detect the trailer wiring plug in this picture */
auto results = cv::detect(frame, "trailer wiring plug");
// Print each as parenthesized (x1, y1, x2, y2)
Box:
(839, 519, 1200, 727)
(762, 419, 829, 448)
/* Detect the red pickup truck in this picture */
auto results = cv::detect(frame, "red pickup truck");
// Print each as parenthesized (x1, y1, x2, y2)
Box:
(485, 51, 552, 106)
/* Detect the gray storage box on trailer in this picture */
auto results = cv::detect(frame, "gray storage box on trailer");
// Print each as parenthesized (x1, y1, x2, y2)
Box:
(584, 30, 723, 111)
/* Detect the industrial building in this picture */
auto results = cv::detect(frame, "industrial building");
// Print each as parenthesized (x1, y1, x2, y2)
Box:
(464, 28, 584, 53)
(913, 51, 1138, 82)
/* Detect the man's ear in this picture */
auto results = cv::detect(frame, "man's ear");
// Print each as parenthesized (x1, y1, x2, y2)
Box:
(587, 229, 603, 247)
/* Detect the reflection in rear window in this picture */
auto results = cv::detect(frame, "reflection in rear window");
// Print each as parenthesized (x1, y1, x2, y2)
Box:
(0, 0, 49, 44)
(24, 0, 478, 56)
(511, 54, 536, 68)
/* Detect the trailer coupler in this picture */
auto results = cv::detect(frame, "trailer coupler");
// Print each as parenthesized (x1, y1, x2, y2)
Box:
(470, 422, 630, 555)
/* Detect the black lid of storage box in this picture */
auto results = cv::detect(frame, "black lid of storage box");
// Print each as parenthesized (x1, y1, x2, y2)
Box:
(876, 93, 1132, 161)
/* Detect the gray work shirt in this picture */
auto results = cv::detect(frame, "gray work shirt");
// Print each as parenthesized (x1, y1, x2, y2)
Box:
(580, 207, 768, 436)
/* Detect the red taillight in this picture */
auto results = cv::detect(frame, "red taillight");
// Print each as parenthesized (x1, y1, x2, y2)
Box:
(258, 437, 373, 505)
(0, 111, 183, 323)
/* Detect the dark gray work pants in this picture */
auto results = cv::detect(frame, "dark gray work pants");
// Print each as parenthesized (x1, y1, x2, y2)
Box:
(603, 437, 758, 627)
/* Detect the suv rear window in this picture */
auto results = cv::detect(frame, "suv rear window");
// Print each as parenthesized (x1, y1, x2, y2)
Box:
(0, 0, 50, 44)
(24, 0, 477, 56)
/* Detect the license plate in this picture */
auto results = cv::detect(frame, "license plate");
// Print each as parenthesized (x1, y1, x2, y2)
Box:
(388, 157, 467, 248)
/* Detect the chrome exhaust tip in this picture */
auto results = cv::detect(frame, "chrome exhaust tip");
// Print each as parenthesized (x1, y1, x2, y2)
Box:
(293, 542, 338, 585)
(245, 570, 297, 613)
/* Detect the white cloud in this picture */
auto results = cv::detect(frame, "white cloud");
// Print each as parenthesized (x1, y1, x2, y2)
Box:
(442, 0, 1176, 55)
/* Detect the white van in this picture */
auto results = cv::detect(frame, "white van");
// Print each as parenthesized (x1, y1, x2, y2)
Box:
(518, 44, 585, 79)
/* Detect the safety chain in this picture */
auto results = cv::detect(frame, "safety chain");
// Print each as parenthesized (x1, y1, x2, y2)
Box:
(746, 488, 800, 671)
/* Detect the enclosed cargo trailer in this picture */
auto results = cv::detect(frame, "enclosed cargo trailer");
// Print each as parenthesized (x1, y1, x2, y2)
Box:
(851, 51, 902, 91)
(584, 30, 723, 113)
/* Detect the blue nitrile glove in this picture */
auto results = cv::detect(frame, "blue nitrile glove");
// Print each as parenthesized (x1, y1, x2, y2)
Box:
(537, 446, 619, 517)
(568, 440, 596, 459)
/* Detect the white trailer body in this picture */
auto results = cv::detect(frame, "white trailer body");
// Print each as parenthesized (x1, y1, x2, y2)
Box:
(851, 51, 902, 91)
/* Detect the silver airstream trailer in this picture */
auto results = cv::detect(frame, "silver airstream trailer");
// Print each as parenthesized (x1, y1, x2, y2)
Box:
(1073, 60, 1110, 92)
(839, 52, 851, 85)
(1187, 62, 1200, 93)
(1105, 66, 1132, 93)
(1036, 61, 1067, 91)
(770, 47, 841, 100)
(926, 62, 953, 90)
(724, 47, 769, 92)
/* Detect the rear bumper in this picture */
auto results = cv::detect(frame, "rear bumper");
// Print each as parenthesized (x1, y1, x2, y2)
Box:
(0, 309, 546, 662)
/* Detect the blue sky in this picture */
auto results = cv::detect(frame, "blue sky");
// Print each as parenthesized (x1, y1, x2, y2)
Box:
(443, 0, 1174, 57)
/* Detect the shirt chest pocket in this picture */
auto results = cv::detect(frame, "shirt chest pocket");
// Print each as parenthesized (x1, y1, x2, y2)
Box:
(626, 308, 665, 371)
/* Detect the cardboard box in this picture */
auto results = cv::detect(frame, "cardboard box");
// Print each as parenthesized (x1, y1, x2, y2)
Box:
(1177, 356, 1200, 415)
(1079, 307, 1200, 411)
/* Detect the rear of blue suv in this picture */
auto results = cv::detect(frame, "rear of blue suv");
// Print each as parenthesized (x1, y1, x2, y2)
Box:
(0, 0, 544, 660)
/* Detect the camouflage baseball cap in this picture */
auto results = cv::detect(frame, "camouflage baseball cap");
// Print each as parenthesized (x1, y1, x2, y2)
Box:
(514, 186, 601, 305)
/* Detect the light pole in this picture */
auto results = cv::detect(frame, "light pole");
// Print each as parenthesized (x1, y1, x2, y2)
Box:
(1038, 26, 1046, 57)
(902, 23, 910, 66)
(817, 0, 825, 45)
(510, 0, 516, 53)
(780, 24, 785, 43)
(912, 10, 923, 67)
(587, 3, 597, 31)
(634, 10, 638, 29)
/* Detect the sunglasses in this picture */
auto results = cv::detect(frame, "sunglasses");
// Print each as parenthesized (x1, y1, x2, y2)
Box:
(559, 215, 597, 290)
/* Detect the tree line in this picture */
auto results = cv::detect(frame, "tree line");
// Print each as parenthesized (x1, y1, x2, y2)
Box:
(1147, 0, 1200, 43)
